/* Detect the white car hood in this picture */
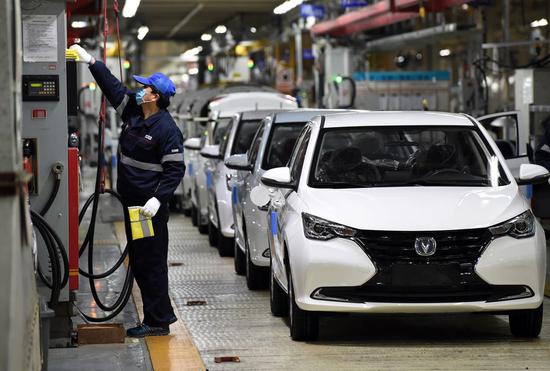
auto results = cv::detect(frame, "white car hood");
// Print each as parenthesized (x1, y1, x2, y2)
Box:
(301, 185, 528, 231)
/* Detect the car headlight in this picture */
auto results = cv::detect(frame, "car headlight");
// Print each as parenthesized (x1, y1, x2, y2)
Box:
(302, 213, 357, 241)
(488, 210, 535, 239)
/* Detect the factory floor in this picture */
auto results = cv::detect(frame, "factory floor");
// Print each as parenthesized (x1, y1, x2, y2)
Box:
(49, 168, 550, 370)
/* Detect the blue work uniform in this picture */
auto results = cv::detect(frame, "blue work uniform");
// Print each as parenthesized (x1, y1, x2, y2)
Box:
(90, 61, 184, 328)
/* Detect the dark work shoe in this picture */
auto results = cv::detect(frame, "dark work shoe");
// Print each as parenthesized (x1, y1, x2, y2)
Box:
(126, 323, 170, 338)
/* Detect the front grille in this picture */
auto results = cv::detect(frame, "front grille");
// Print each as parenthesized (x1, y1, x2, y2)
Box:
(354, 228, 493, 264)
(337, 228, 502, 303)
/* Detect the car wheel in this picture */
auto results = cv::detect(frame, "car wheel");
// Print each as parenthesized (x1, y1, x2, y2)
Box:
(246, 242, 268, 290)
(234, 239, 246, 275)
(218, 234, 234, 257)
(288, 267, 318, 341)
(208, 221, 218, 247)
(509, 304, 543, 338)
(198, 220, 208, 234)
(270, 258, 288, 317)
(182, 207, 191, 217)
(215, 207, 234, 257)
(191, 205, 198, 226)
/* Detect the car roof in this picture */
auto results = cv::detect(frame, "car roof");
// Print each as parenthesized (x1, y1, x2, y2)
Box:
(272, 109, 355, 124)
(318, 111, 473, 128)
(209, 92, 297, 116)
(240, 109, 287, 121)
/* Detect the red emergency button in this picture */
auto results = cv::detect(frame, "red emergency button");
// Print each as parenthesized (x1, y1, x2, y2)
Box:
(32, 109, 47, 119)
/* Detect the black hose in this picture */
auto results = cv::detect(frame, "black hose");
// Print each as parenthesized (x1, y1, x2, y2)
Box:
(76, 110, 135, 322)
(31, 209, 69, 306)
(40, 172, 61, 216)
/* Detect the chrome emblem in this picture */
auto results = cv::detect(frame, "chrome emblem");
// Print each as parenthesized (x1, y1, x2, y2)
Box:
(414, 237, 437, 256)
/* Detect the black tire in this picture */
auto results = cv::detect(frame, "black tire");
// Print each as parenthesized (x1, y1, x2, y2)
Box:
(270, 259, 288, 317)
(218, 234, 234, 257)
(234, 239, 246, 275)
(198, 220, 208, 234)
(216, 207, 234, 257)
(509, 304, 543, 338)
(183, 207, 191, 217)
(288, 268, 318, 341)
(208, 221, 218, 247)
(191, 205, 198, 226)
(246, 242, 269, 290)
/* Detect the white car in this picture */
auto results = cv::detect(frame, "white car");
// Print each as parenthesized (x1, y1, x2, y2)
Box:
(254, 111, 548, 341)
(200, 110, 288, 255)
(195, 93, 297, 237)
(225, 109, 353, 289)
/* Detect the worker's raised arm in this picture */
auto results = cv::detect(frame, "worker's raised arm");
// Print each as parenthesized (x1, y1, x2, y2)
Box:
(69, 44, 136, 120)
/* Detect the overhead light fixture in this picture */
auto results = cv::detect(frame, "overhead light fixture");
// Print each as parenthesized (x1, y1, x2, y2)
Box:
(250, 27, 257, 33)
(531, 18, 548, 28)
(215, 25, 227, 34)
(71, 21, 89, 29)
(273, 0, 303, 15)
(137, 26, 149, 40)
(201, 33, 212, 41)
(181, 46, 203, 59)
(122, 0, 141, 18)
(439, 48, 451, 57)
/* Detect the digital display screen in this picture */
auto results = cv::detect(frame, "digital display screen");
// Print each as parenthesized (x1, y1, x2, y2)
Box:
(30, 83, 43, 88)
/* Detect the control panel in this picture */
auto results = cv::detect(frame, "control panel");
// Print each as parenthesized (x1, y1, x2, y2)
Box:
(22, 75, 59, 101)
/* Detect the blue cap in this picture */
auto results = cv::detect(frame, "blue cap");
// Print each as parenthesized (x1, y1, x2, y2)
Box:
(133, 72, 176, 97)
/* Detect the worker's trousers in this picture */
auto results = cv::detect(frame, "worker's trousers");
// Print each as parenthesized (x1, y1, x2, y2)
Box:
(123, 196, 176, 328)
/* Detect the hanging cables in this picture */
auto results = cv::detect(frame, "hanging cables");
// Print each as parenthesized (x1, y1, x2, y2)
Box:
(75, 0, 135, 323)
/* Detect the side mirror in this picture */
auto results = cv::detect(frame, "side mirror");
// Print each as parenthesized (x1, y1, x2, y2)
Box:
(200, 144, 222, 160)
(516, 163, 550, 185)
(225, 154, 253, 171)
(184, 137, 202, 151)
(261, 167, 295, 189)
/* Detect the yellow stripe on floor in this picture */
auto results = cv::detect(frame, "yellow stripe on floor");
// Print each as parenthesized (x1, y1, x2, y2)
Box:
(114, 222, 205, 371)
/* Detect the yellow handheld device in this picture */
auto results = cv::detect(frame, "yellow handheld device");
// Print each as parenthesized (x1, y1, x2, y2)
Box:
(128, 206, 154, 240)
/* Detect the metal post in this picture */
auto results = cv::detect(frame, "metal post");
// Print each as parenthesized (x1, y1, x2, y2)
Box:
(0, 0, 41, 369)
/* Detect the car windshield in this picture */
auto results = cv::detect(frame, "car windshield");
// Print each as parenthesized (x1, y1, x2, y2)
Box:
(231, 119, 262, 155)
(213, 117, 232, 145)
(309, 126, 510, 188)
(263, 123, 306, 170)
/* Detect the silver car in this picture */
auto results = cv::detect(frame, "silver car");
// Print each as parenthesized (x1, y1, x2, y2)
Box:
(202, 110, 288, 256)
(225, 109, 353, 289)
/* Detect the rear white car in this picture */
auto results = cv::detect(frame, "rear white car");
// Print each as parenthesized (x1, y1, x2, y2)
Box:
(198, 93, 297, 240)
(256, 111, 548, 341)
(201, 110, 287, 255)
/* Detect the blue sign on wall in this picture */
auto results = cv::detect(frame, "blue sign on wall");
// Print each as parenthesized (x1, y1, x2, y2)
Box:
(303, 49, 314, 60)
(300, 4, 325, 19)
(340, 0, 370, 9)
(353, 70, 451, 82)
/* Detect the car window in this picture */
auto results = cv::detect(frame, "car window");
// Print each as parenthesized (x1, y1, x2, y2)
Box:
(289, 126, 312, 182)
(213, 117, 232, 145)
(219, 119, 234, 156)
(231, 119, 262, 155)
(262, 123, 306, 170)
(247, 123, 265, 167)
(309, 125, 510, 188)
(478, 114, 519, 159)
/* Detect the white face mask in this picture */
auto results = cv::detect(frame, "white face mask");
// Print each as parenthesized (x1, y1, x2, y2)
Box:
(136, 88, 157, 106)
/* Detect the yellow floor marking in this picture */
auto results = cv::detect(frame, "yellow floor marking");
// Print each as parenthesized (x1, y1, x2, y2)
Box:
(114, 222, 206, 371)
(545, 282, 550, 298)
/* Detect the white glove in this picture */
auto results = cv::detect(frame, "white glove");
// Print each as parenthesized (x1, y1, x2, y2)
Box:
(69, 44, 94, 64)
(140, 197, 161, 218)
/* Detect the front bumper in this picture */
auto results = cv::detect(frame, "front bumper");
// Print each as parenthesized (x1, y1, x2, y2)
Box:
(291, 225, 546, 313)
